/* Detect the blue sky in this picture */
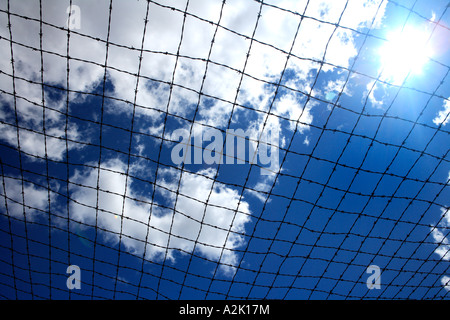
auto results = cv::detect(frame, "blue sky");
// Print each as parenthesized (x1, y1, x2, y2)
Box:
(0, 0, 449, 300)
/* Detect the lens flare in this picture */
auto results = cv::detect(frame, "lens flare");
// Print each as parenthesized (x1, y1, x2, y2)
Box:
(378, 25, 433, 84)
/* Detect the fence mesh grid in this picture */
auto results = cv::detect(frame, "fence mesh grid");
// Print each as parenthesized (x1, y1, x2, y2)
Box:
(0, 0, 449, 300)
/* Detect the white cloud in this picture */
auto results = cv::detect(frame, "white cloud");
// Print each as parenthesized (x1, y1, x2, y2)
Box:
(433, 99, 450, 126)
(69, 159, 251, 275)
(0, 122, 84, 161)
(431, 207, 450, 291)
(441, 276, 450, 291)
(324, 78, 351, 100)
(303, 136, 310, 146)
(0, 176, 54, 220)
(431, 207, 450, 261)
(0, 0, 387, 162)
(0, 0, 388, 276)
(365, 80, 386, 109)
(0, 2, 92, 161)
(272, 93, 314, 132)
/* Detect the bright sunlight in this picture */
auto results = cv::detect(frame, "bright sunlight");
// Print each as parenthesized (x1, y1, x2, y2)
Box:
(378, 25, 433, 84)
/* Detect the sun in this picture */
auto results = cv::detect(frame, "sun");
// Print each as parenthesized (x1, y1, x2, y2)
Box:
(378, 25, 433, 85)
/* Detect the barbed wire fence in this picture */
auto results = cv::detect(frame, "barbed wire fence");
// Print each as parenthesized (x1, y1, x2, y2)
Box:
(0, 0, 449, 300)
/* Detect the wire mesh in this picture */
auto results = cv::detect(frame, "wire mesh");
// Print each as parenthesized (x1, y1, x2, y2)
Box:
(0, 0, 449, 300)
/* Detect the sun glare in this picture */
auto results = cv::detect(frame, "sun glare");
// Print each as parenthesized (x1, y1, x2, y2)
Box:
(378, 26, 433, 84)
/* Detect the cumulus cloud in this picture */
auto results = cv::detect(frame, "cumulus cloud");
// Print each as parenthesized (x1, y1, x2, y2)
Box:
(324, 78, 352, 102)
(433, 98, 450, 126)
(441, 276, 450, 292)
(431, 207, 450, 291)
(69, 159, 251, 275)
(431, 207, 450, 261)
(364, 80, 386, 109)
(0, 176, 55, 220)
(0, 0, 386, 161)
(0, 122, 84, 161)
(273, 93, 314, 132)
(0, 0, 93, 161)
(0, 0, 388, 274)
